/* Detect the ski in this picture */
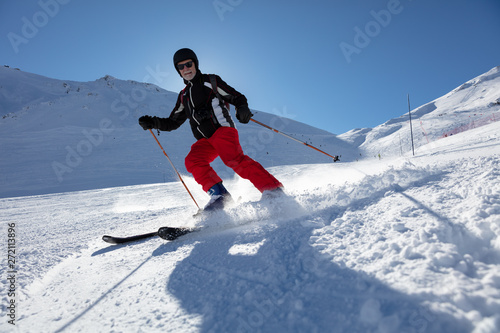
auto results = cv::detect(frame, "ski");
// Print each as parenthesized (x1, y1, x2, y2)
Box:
(102, 227, 194, 245)
(157, 227, 193, 240)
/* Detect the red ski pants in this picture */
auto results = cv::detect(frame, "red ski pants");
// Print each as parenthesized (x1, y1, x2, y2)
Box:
(185, 127, 282, 193)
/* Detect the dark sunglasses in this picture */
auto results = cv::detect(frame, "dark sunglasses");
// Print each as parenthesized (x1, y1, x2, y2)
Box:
(176, 61, 194, 70)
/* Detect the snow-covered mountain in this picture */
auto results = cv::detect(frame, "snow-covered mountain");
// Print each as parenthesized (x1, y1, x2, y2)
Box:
(340, 66, 500, 158)
(2, 66, 499, 198)
(1, 66, 499, 332)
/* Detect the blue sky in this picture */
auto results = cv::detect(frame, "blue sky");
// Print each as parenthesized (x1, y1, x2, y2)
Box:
(1, 0, 499, 134)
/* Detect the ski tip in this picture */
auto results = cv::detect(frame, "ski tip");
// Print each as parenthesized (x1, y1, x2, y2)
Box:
(102, 235, 118, 244)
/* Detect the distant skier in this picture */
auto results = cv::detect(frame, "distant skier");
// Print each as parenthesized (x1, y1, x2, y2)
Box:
(139, 48, 283, 210)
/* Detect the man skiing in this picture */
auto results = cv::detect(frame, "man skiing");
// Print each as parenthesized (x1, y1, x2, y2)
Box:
(139, 48, 283, 211)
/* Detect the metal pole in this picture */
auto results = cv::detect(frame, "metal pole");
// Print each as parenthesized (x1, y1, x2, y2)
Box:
(408, 94, 415, 156)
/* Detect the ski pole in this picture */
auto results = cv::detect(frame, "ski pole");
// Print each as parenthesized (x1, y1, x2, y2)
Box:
(148, 129, 201, 210)
(250, 118, 340, 162)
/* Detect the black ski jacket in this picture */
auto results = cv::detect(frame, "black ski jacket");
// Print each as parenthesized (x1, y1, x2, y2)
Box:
(154, 71, 248, 140)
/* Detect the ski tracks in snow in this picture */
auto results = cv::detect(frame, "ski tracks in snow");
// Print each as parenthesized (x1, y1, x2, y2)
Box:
(17, 235, 202, 332)
(4, 153, 500, 332)
(304, 155, 500, 332)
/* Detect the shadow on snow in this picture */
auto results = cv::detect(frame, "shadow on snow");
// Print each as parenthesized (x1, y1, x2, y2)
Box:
(153, 217, 470, 333)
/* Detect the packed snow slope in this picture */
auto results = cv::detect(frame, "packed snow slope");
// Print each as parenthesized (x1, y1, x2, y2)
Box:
(1, 120, 499, 333)
(0, 66, 353, 198)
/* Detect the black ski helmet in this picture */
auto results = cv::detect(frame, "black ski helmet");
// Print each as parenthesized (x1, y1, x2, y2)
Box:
(173, 48, 199, 76)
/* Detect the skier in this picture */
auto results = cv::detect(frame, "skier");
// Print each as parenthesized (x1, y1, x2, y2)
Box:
(139, 48, 283, 210)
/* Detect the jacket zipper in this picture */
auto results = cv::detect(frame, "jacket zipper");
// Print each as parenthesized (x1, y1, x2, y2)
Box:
(188, 82, 208, 138)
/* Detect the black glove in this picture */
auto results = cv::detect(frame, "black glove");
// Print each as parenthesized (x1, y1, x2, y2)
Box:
(138, 115, 155, 130)
(236, 105, 253, 124)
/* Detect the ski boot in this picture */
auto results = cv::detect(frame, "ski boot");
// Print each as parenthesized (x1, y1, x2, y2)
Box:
(204, 182, 232, 211)
(260, 186, 286, 201)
